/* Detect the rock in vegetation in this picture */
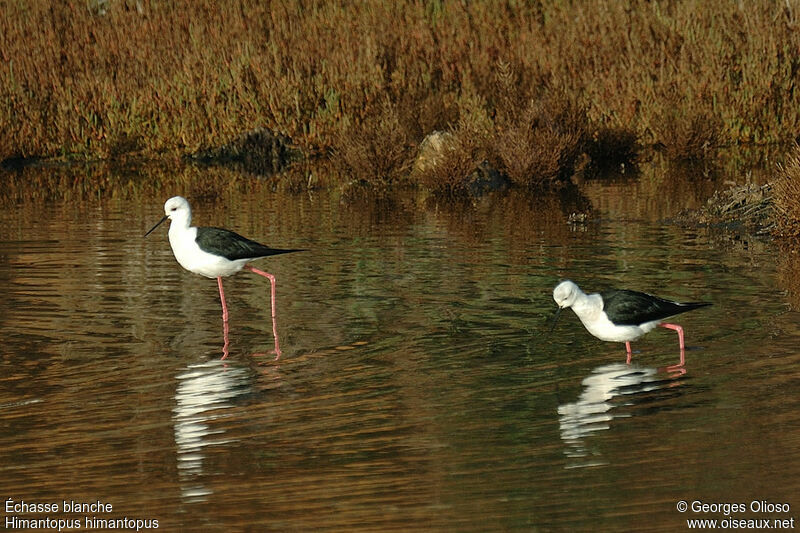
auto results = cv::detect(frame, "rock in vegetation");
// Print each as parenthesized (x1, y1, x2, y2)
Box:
(413, 131, 456, 175)
(412, 131, 508, 196)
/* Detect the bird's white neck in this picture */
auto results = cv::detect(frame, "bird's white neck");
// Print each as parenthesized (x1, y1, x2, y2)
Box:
(570, 291, 604, 323)
(169, 210, 192, 233)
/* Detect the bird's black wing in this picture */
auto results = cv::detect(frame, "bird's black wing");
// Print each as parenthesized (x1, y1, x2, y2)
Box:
(601, 289, 710, 326)
(196, 227, 303, 261)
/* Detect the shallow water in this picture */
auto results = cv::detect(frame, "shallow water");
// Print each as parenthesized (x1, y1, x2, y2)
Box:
(1, 175, 799, 531)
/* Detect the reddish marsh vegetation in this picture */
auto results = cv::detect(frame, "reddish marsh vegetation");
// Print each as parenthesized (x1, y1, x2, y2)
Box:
(1, 1, 799, 196)
(775, 145, 800, 239)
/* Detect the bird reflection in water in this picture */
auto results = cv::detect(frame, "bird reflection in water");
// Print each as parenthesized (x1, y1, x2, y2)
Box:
(172, 360, 250, 502)
(558, 362, 685, 468)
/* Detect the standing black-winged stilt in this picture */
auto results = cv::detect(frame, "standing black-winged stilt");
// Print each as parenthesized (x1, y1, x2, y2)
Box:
(551, 280, 710, 366)
(145, 196, 301, 359)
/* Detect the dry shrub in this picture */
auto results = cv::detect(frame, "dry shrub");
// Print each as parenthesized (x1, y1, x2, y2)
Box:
(3, 0, 800, 189)
(777, 245, 800, 310)
(774, 144, 800, 239)
(492, 93, 588, 188)
(654, 98, 724, 162)
(330, 99, 412, 188)
(396, 91, 460, 146)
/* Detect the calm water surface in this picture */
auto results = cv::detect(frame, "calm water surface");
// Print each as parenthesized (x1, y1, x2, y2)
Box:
(1, 174, 799, 531)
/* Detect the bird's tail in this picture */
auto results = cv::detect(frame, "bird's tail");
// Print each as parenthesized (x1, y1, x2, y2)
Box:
(679, 301, 712, 312)
(261, 248, 305, 257)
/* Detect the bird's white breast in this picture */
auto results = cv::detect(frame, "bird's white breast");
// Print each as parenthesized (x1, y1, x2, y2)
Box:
(168, 226, 248, 278)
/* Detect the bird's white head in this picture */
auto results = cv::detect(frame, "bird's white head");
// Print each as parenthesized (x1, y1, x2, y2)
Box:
(144, 196, 192, 238)
(553, 280, 581, 309)
(164, 196, 191, 224)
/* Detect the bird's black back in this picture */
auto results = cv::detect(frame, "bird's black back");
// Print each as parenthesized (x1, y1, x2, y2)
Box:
(196, 226, 302, 261)
(601, 288, 711, 326)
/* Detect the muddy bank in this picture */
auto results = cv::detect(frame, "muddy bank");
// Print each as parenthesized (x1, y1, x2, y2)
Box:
(671, 183, 775, 237)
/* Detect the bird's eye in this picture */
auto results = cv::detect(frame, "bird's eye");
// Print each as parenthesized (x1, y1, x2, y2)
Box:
(171, 207, 177, 211)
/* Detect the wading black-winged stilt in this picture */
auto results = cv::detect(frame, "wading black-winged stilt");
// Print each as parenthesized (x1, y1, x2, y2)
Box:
(551, 280, 710, 366)
(145, 196, 301, 359)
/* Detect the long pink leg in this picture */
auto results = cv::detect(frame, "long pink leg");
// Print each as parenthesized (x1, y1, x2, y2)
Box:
(221, 315, 231, 360)
(217, 277, 229, 322)
(625, 341, 633, 364)
(245, 265, 282, 359)
(660, 323, 686, 366)
(217, 277, 231, 359)
(245, 266, 276, 317)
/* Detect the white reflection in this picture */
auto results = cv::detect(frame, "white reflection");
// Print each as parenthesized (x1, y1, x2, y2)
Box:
(172, 360, 250, 502)
(558, 363, 672, 468)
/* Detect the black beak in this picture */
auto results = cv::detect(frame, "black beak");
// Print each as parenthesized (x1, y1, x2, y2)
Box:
(144, 215, 168, 237)
(549, 306, 563, 334)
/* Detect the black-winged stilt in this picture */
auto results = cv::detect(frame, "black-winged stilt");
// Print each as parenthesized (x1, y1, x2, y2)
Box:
(551, 280, 710, 366)
(145, 196, 301, 358)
